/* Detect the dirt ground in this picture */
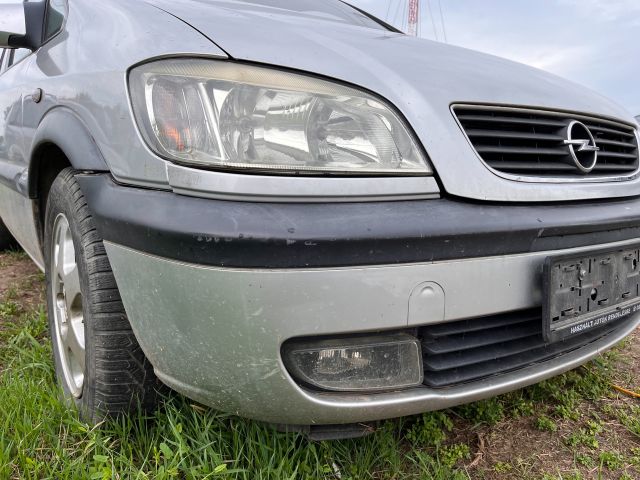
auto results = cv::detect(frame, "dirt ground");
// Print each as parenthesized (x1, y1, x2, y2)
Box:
(447, 333, 640, 478)
(2, 250, 640, 479)
(0, 252, 44, 327)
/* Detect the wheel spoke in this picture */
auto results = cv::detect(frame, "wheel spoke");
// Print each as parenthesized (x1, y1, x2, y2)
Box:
(58, 320, 69, 343)
(62, 263, 81, 309)
(55, 218, 70, 277)
(67, 319, 86, 372)
(55, 237, 66, 279)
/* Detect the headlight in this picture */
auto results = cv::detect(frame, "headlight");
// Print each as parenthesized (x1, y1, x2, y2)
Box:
(129, 59, 431, 175)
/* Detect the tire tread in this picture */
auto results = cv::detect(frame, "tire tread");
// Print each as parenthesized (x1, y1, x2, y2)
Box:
(45, 168, 161, 422)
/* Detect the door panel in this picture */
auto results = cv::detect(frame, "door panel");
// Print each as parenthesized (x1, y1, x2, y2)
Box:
(0, 51, 43, 265)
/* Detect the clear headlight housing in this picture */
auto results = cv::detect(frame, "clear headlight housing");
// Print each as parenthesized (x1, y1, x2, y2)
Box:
(129, 59, 431, 175)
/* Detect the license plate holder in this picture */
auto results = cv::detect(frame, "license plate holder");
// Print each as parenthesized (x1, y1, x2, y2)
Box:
(543, 244, 640, 342)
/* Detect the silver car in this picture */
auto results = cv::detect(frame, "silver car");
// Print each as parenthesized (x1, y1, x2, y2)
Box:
(1, 0, 639, 438)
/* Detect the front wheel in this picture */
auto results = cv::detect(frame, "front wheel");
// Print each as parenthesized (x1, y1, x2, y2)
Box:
(44, 168, 161, 422)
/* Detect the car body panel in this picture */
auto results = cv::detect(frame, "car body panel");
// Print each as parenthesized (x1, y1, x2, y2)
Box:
(0, 0, 226, 262)
(77, 173, 640, 269)
(76, 169, 640, 424)
(146, 0, 640, 202)
(0, 47, 42, 264)
(19, 0, 226, 189)
(104, 239, 640, 424)
(1, 0, 636, 211)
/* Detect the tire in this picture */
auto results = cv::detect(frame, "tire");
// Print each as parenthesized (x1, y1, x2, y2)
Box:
(0, 218, 18, 251)
(44, 168, 161, 422)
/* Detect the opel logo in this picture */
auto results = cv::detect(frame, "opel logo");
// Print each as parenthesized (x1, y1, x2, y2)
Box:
(564, 120, 600, 173)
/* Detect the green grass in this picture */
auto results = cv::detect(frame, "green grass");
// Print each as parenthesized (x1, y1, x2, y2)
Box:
(1, 275, 640, 478)
(0, 309, 467, 479)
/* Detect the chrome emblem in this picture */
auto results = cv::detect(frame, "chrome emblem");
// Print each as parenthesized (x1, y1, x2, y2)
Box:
(564, 120, 600, 173)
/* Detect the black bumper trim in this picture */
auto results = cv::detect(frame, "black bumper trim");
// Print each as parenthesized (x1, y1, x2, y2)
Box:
(77, 174, 640, 269)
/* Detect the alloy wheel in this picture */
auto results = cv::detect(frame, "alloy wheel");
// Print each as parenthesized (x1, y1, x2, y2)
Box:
(51, 213, 85, 398)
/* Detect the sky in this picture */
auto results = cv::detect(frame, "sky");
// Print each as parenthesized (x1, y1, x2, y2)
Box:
(349, 0, 640, 116)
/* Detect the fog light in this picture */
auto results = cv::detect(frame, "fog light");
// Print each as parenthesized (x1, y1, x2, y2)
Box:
(283, 334, 423, 392)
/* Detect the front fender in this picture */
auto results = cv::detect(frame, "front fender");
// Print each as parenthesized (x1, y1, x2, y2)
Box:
(26, 107, 109, 198)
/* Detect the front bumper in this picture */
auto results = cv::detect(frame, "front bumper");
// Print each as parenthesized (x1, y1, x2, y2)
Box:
(103, 241, 639, 425)
(78, 174, 640, 425)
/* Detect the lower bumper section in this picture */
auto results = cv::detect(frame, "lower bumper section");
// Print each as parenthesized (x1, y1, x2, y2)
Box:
(104, 241, 640, 425)
(156, 318, 635, 424)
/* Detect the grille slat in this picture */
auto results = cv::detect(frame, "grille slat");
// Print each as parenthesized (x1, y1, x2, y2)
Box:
(419, 309, 630, 388)
(584, 124, 636, 138)
(476, 146, 567, 156)
(592, 138, 637, 148)
(490, 162, 582, 172)
(422, 322, 540, 355)
(592, 164, 639, 172)
(455, 106, 639, 178)
(423, 334, 542, 371)
(424, 310, 539, 337)
(466, 130, 564, 142)
(596, 151, 638, 159)
(456, 114, 566, 128)
(490, 162, 638, 173)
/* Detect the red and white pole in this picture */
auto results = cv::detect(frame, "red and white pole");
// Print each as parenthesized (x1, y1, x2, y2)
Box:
(407, 0, 419, 37)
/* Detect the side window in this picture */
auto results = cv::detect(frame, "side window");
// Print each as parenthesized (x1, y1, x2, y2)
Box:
(45, 0, 67, 40)
(0, 50, 5, 74)
(8, 49, 31, 68)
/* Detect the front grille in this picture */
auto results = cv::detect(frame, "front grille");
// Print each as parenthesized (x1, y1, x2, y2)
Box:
(419, 309, 627, 388)
(454, 105, 639, 178)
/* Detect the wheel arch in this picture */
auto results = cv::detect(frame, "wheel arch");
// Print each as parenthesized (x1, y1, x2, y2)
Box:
(27, 107, 110, 252)
(28, 107, 109, 199)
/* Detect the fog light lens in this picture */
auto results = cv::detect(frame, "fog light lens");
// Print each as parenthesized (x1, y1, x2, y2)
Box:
(284, 334, 423, 392)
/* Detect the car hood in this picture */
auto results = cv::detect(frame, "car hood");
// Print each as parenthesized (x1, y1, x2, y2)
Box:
(147, 0, 628, 116)
(146, 0, 639, 202)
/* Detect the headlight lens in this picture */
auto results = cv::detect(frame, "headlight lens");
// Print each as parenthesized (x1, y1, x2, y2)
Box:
(129, 59, 431, 175)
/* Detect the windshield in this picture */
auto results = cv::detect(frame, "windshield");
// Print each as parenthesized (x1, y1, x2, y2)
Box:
(346, 0, 640, 114)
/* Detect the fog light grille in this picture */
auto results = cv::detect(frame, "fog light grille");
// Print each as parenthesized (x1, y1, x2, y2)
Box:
(419, 309, 630, 388)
